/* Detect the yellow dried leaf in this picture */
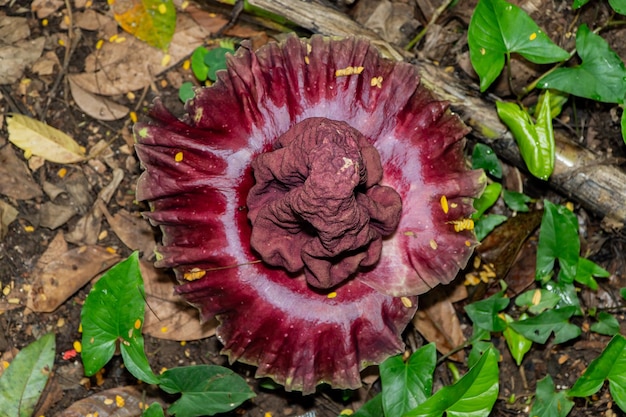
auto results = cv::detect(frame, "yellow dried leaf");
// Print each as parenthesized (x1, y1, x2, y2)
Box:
(7, 114, 85, 163)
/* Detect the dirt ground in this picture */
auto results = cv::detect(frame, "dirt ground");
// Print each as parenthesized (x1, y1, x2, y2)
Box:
(2, 0, 626, 416)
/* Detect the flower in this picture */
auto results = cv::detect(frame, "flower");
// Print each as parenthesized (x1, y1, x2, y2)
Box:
(135, 34, 485, 394)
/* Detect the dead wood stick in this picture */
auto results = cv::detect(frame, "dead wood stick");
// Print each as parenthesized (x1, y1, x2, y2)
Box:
(247, 0, 626, 225)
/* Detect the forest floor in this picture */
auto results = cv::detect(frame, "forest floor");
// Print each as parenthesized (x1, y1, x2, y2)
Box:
(1, 0, 626, 416)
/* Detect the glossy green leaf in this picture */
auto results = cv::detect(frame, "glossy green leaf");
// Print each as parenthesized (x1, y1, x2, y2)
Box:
(81, 252, 159, 384)
(468, 0, 569, 91)
(610, 0, 626, 13)
(353, 393, 383, 417)
(503, 190, 532, 212)
(159, 365, 255, 417)
(190, 47, 209, 81)
(621, 287, 626, 300)
(539, 24, 626, 104)
(204, 47, 234, 81)
(509, 306, 579, 343)
(569, 334, 626, 412)
(472, 182, 502, 220)
(472, 143, 502, 179)
(536, 200, 580, 282)
(544, 279, 581, 313)
(574, 257, 609, 290)
(465, 291, 509, 332)
(178, 81, 195, 103)
(496, 92, 555, 180)
(515, 289, 560, 315)
(533, 90, 569, 120)
(621, 108, 626, 145)
(503, 314, 533, 366)
(143, 402, 165, 417)
(591, 312, 620, 336)
(468, 340, 493, 368)
(572, 0, 591, 8)
(529, 375, 574, 417)
(404, 347, 499, 417)
(474, 214, 508, 241)
(380, 344, 436, 417)
(0, 333, 55, 417)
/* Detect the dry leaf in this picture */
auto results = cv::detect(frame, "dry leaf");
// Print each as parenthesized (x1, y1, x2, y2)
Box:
(68, 13, 207, 96)
(0, 200, 18, 240)
(0, 38, 45, 84)
(58, 386, 164, 417)
(39, 202, 77, 230)
(26, 245, 120, 312)
(0, 16, 31, 45)
(0, 145, 43, 200)
(100, 203, 155, 257)
(69, 78, 129, 121)
(141, 260, 217, 341)
(7, 114, 85, 164)
(31, 0, 64, 19)
(413, 284, 466, 361)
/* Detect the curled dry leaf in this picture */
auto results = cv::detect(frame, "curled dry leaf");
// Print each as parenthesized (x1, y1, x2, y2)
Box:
(0, 199, 18, 240)
(6, 114, 85, 164)
(0, 144, 43, 200)
(0, 16, 45, 84)
(26, 244, 121, 312)
(140, 260, 217, 341)
(98, 202, 155, 257)
(58, 386, 164, 417)
(69, 79, 129, 121)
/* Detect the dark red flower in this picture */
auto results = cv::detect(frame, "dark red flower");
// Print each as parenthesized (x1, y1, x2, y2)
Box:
(135, 35, 485, 393)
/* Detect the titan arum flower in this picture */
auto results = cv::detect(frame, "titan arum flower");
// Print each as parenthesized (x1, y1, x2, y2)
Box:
(135, 34, 485, 394)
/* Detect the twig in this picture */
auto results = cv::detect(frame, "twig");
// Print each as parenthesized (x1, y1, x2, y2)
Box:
(405, 0, 455, 51)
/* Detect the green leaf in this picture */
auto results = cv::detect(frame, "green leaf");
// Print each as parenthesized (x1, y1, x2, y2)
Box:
(465, 291, 509, 332)
(509, 306, 579, 343)
(529, 375, 574, 417)
(572, 0, 591, 9)
(468, 340, 493, 368)
(621, 287, 626, 300)
(474, 214, 508, 241)
(353, 393, 383, 417)
(472, 143, 502, 179)
(190, 47, 209, 81)
(159, 365, 255, 417)
(143, 402, 165, 417)
(503, 314, 533, 366)
(113, 0, 176, 51)
(81, 252, 159, 384)
(404, 347, 499, 417)
(569, 334, 626, 412)
(503, 190, 532, 212)
(468, 0, 569, 91)
(472, 182, 502, 220)
(574, 257, 609, 290)
(533, 89, 569, 120)
(536, 200, 580, 282)
(515, 289, 560, 315)
(204, 47, 234, 81)
(0, 333, 55, 417)
(610, 0, 626, 14)
(622, 108, 626, 145)
(496, 92, 555, 180)
(178, 82, 195, 103)
(591, 312, 620, 336)
(539, 24, 626, 104)
(380, 344, 436, 417)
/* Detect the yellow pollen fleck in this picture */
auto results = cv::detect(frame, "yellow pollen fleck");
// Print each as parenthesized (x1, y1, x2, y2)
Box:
(109, 34, 118, 43)
(160, 367, 168, 374)
(114, 36, 126, 44)
(403, 231, 415, 237)
(327, 291, 337, 299)
(451, 202, 458, 208)
(161, 326, 168, 333)
(429, 239, 438, 250)
(450, 218, 474, 232)
(265, 413, 273, 417)
(465, 240, 471, 247)
(127, 91, 136, 100)
(175, 151, 184, 162)
(64, 15, 71, 25)
(158, 3, 167, 13)
(128, 328, 133, 339)
(180, 340, 187, 346)
(115, 395, 125, 408)
(566, 201, 574, 211)
(306, 44, 312, 54)
(129, 111, 137, 123)
(183, 59, 191, 70)
(103, 398, 114, 405)
(181, 1, 189, 9)
(401, 297, 413, 308)
(370, 76, 383, 88)
(24, 225, 35, 233)
(58, 39, 65, 46)
(183, 268, 206, 281)
(2, 360, 9, 369)
(335, 66, 364, 77)
(107, 0, 115, 5)
(24, 149, 32, 159)
(58, 167, 67, 178)
(340, 410, 354, 416)
(529, 32, 537, 40)
(161, 54, 171, 67)
(105, 247, 117, 254)
(532, 289, 542, 305)
(86, 0, 93, 6)
(134, 319, 141, 330)
(96, 39, 104, 50)
(42, 19, 48, 27)
(480, 47, 486, 55)
(464, 273, 480, 286)
(440, 195, 449, 214)
(304, 56, 310, 65)
(73, 340, 82, 353)
(473, 256, 481, 269)
(444, 66, 455, 73)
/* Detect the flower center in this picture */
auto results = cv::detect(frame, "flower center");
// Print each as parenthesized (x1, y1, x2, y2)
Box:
(247, 118, 402, 289)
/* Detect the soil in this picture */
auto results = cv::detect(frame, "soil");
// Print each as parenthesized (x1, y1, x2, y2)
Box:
(1, 0, 626, 416)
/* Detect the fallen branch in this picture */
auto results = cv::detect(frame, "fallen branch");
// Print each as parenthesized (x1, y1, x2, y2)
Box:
(248, 0, 626, 226)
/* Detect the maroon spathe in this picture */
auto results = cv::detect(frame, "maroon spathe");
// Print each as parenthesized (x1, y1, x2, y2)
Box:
(135, 34, 485, 393)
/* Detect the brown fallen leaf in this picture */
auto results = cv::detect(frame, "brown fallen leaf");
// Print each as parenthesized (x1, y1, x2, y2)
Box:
(31, 0, 64, 19)
(6, 114, 85, 164)
(141, 260, 217, 341)
(0, 199, 18, 240)
(0, 145, 43, 200)
(99, 202, 155, 258)
(69, 78, 130, 121)
(413, 283, 467, 361)
(57, 386, 165, 417)
(0, 16, 45, 84)
(26, 244, 121, 312)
